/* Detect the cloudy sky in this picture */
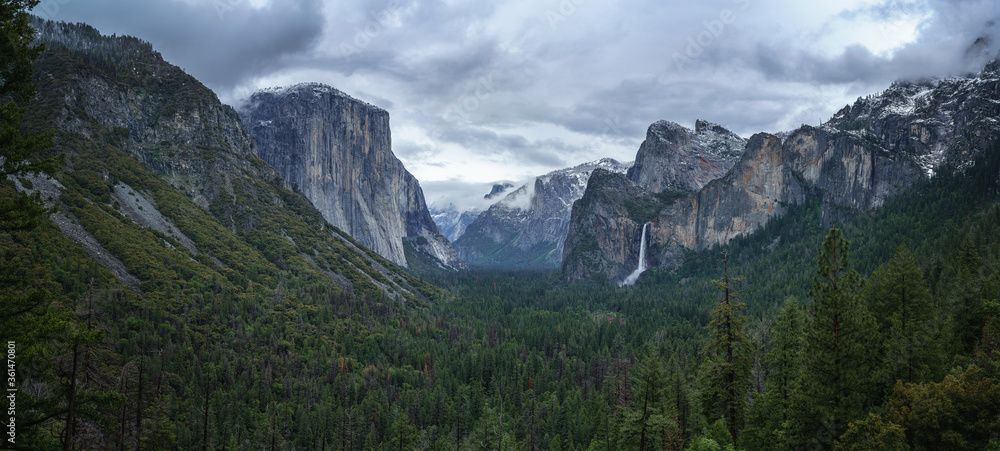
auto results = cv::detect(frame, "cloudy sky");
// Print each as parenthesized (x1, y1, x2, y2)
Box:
(33, 0, 1000, 209)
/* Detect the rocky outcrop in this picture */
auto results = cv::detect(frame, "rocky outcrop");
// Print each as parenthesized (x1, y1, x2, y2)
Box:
(429, 183, 514, 243)
(31, 19, 262, 211)
(561, 169, 665, 281)
(454, 159, 629, 268)
(627, 120, 746, 193)
(485, 183, 515, 200)
(646, 128, 921, 267)
(239, 83, 464, 270)
(562, 59, 1000, 281)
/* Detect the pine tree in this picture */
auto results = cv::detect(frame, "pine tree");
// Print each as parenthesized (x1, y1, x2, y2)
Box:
(796, 228, 874, 448)
(950, 237, 988, 354)
(744, 297, 803, 448)
(629, 351, 668, 451)
(863, 243, 938, 385)
(700, 251, 752, 447)
(1, 0, 59, 231)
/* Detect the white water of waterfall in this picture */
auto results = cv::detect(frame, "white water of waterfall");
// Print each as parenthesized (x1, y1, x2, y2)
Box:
(620, 223, 649, 287)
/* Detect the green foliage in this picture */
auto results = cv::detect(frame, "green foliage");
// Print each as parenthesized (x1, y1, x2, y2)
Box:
(863, 243, 940, 387)
(7, 9, 1000, 450)
(743, 296, 803, 448)
(699, 254, 752, 446)
(0, 0, 60, 230)
(835, 413, 908, 451)
(796, 228, 876, 447)
(887, 365, 1000, 450)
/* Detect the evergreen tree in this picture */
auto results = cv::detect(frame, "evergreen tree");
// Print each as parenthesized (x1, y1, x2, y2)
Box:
(623, 351, 671, 450)
(863, 243, 939, 385)
(796, 228, 874, 449)
(950, 236, 989, 354)
(744, 296, 803, 448)
(700, 252, 752, 447)
(1, 0, 58, 230)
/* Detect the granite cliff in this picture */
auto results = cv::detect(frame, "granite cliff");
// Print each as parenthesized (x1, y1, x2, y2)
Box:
(563, 61, 1000, 282)
(562, 121, 746, 280)
(239, 84, 465, 270)
(628, 120, 746, 193)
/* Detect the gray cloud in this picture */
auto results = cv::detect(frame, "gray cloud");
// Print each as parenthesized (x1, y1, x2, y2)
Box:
(34, 0, 324, 90)
(37, 0, 1000, 207)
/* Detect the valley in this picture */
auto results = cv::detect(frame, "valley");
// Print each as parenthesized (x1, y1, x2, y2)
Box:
(2, 5, 999, 451)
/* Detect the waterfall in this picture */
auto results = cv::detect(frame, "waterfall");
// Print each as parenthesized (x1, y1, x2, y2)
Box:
(620, 223, 649, 287)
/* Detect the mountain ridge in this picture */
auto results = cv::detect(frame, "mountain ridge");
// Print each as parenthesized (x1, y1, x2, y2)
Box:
(562, 58, 1000, 282)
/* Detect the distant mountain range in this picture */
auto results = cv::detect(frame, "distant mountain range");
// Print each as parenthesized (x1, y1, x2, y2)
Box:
(451, 158, 631, 268)
(25, 15, 1000, 286)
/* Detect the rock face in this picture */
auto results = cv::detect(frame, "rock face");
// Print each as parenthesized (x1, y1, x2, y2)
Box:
(30, 20, 261, 211)
(561, 169, 657, 281)
(239, 83, 464, 270)
(627, 120, 746, 193)
(646, 128, 921, 265)
(485, 183, 515, 200)
(454, 158, 630, 268)
(563, 60, 1000, 281)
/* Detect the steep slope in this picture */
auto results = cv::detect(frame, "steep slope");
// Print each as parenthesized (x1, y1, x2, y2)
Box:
(10, 18, 450, 448)
(239, 83, 465, 270)
(24, 18, 444, 302)
(563, 61, 1000, 282)
(454, 158, 629, 268)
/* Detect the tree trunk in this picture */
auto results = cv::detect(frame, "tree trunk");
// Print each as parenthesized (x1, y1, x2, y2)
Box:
(63, 342, 79, 451)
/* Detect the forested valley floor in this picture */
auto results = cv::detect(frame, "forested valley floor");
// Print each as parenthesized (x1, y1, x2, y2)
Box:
(5, 133, 1000, 449)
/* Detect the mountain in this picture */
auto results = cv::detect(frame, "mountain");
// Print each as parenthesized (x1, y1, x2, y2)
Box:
(430, 204, 482, 242)
(485, 182, 516, 199)
(22, 18, 445, 302)
(562, 120, 747, 281)
(453, 158, 630, 268)
(563, 61, 1000, 282)
(628, 119, 747, 193)
(429, 182, 514, 243)
(238, 83, 465, 271)
(8, 18, 455, 448)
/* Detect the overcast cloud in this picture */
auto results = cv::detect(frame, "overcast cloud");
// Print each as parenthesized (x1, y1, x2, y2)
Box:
(34, 0, 1000, 209)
